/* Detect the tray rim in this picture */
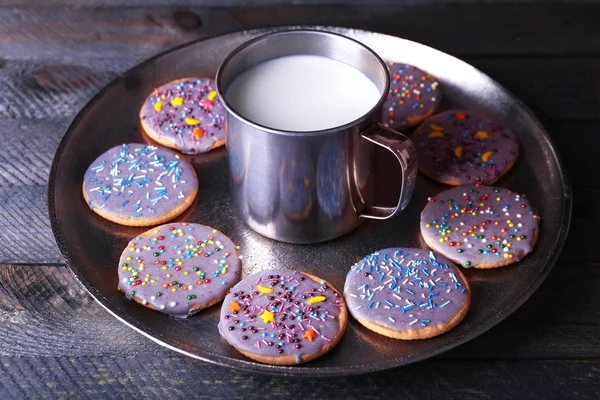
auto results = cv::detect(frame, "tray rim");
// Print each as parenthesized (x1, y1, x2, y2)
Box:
(47, 25, 572, 377)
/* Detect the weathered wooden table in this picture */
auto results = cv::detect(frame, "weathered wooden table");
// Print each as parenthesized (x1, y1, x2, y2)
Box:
(1, 3, 598, 398)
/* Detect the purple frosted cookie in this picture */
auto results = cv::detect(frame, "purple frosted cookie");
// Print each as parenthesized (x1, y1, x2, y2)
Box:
(344, 248, 470, 340)
(413, 110, 519, 185)
(118, 222, 242, 318)
(382, 62, 442, 130)
(82, 143, 198, 226)
(140, 78, 226, 154)
(219, 270, 347, 365)
(280, 147, 315, 220)
(420, 185, 540, 269)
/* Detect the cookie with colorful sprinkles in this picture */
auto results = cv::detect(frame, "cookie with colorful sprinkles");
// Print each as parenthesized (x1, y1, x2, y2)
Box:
(219, 270, 347, 365)
(82, 143, 198, 226)
(344, 248, 470, 340)
(118, 222, 242, 317)
(381, 62, 442, 130)
(140, 78, 226, 154)
(413, 110, 519, 185)
(420, 185, 540, 269)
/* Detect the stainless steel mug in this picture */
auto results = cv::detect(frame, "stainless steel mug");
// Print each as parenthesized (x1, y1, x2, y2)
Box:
(216, 29, 417, 244)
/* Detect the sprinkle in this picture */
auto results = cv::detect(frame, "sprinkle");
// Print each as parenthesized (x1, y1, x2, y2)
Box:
(257, 285, 274, 294)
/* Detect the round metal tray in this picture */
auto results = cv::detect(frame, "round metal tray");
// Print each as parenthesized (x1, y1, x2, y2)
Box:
(48, 26, 571, 377)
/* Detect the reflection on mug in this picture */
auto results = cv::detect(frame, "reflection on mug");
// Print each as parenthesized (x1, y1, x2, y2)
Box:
(247, 150, 279, 222)
(227, 135, 246, 185)
(354, 136, 373, 195)
(279, 146, 315, 221)
(317, 138, 349, 219)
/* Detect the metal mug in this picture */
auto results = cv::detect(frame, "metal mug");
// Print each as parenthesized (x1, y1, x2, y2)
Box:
(216, 29, 417, 244)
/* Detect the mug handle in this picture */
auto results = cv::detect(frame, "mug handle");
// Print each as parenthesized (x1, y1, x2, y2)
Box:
(359, 123, 418, 220)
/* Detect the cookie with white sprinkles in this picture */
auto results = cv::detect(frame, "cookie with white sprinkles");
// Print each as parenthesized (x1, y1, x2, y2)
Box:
(118, 223, 242, 317)
(381, 62, 442, 130)
(420, 185, 540, 269)
(219, 270, 347, 365)
(140, 78, 226, 154)
(344, 248, 470, 340)
(82, 143, 198, 226)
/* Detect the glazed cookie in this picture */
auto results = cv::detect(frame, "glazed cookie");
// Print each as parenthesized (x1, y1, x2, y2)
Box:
(344, 248, 470, 340)
(82, 143, 198, 226)
(382, 62, 441, 130)
(420, 185, 540, 269)
(413, 110, 519, 185)
(118, 222, 242, 317)
(140, 78, 226, 154)
(219, 270, 347, 365)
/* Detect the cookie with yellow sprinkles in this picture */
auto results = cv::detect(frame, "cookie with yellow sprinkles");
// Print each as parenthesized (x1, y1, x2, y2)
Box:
(140, 78, 226, 154)
(420, 185, 540, 269)
(118, 222, 242, 317)
(412, 110, 519, 186)
(219, 270, 347, 365)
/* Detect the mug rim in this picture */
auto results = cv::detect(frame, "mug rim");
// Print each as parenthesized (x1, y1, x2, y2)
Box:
(215, 28, 390, 137)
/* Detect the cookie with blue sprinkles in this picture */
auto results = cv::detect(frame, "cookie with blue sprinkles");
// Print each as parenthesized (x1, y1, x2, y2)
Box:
(82, 143, 198, 226)
(118, 222, 242, 318)
(344, 248, 470, 340)
(219, 270, 347, 365)
(420, 185, 540, 269)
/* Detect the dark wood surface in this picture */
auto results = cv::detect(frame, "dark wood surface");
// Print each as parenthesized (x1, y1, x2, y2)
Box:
(1, 3, 598, 398)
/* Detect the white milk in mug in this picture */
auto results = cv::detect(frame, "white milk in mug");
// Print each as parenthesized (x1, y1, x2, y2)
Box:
(225, 54, 382, 132)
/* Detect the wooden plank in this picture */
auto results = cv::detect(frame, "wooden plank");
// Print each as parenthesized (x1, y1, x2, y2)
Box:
(1, 57, 599, 121)
(559, 186, 598, 265)
(0, 266, 162, 356)
(0, 4, 600, 66)
(442, 260, 600, 359)
(0, 8, 240, 64)
(0, 356, 598, 399)
(226, 4, 600, 57)
(470, 58, 600, 122)
(0, 185, 64, 264)
(548, 121, 600, 187)
(0, 0, 568, 6)
(1, 263, 599, 360)
(0, 60, 119, 119)
(0, 118, 66, 264)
